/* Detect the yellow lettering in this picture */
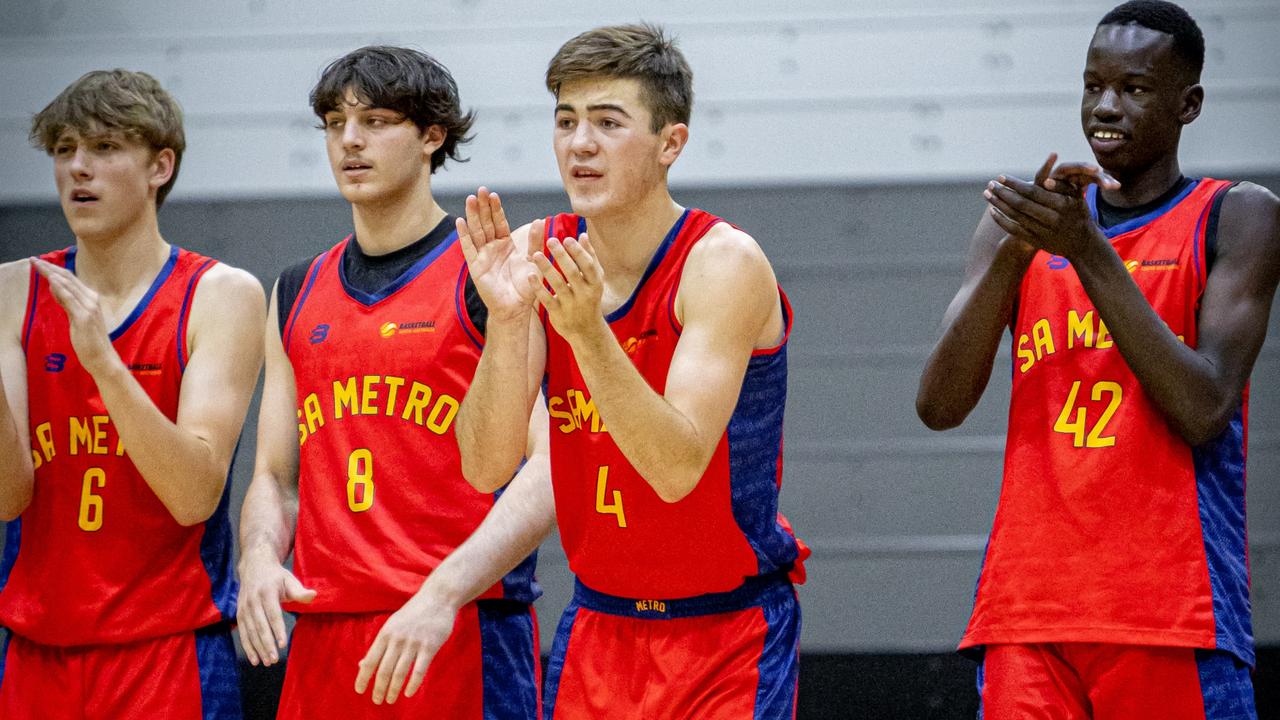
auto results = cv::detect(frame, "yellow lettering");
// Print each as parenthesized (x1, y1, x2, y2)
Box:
(361, 375, 381, 416)
(1096, 319, 1113, 349)
(91, 415, 109, 455)
(297, 408, 308, 447)
(383, 376, 405, 417)
(401, 382, 433, 426)
(333, 377, 358, 419)
(70, 416, 92, 455)
(1017, 334, 1035, 374)
(426, 395, 460, 434)
(35, 422, 54, 463)
(303, 393, 324, 435)
(31, 448, 42, 470)
(1032, 318, 1055, 360)
(1067, 310, 1094, 349)
(548, 396, 575, 434)
(571, 390, 606, 433)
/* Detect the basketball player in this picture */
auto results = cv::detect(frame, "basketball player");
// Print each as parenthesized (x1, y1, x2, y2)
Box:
(916, 2, 1280, 716)
(0, 70, 262, 719)
(235, 46, 548, 717)
(456, 24, 808, 719)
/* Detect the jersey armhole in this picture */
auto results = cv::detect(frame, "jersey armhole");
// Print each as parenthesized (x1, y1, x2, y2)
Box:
(20, 264, 39, 354)
(1203, 181, 1240, 277)
(176, 258, 219, 372)
(279, 251, 329, 354)
(455, 264, 484, 350)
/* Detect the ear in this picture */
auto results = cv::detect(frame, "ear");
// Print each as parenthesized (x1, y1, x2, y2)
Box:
(148, 148, 176, 192)
(658, 123, 689, 168)
(421, 124, 446, 163)
(1179, 83, 1204, 125)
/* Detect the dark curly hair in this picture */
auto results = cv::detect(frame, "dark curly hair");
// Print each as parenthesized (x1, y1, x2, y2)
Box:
(311, 46, 475, 173)
(1099, 0, 1205, 80)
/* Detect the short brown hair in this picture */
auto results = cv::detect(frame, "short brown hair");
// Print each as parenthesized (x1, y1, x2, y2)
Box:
(30, 70, 186, 207)
(546, 23, 693, 132)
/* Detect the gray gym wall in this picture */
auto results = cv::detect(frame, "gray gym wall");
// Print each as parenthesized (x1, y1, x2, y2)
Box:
(2, 1, 1278, 655)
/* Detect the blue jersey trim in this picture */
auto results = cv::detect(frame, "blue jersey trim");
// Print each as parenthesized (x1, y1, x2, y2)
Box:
(199, 443, 240, 623)
(478, 601, 540, 720)
(338, 231, 458, 306)
(177, 258, 218, 372)
(571, 570, 793, 619)
(752, 590, 801, 719)
(70, 245, 180, 342)
(1088, 179, 1201, 239)
(0, 519, 20, 596)
(605, 209, 689, 323)
(0, 628, 9, 691)
(21, 270, 39, 353)
(283, 252, 328, 354)
(195, 624, 244, 720)
(456, 264, 484, 351)
(1193, 407, 1254, 666)
(543, 603, 581, 720)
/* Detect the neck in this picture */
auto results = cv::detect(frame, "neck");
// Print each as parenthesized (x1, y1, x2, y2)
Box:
(583, 185, 684, 278)
(1101, 151, 1184, 208)
(350, 180, 446, 255)
(72, 210, 169, 296)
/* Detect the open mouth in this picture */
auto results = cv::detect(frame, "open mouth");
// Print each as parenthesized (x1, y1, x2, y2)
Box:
(342, 159, 372, 172)
(70, 189, 99, 204)
(1088, 128, 1128, 151)
(571, 167, 603, 180)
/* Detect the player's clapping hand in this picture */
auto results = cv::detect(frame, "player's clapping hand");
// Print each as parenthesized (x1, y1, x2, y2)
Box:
(355, 591, 458, 705)
(236, 548, 316, 666)
(533, 233, 605, 344)
(456, 187, 541, 322)
(983, 153, 1121, 261)
(31, 258, 119, 378)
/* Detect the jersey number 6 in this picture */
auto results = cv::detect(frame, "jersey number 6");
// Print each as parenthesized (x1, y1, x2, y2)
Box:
(78, 467, 106, 531)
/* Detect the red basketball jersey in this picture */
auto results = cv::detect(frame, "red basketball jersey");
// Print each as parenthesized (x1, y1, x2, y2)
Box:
(542, 209, 806, 600)
(0, 246, 236, 646)
(961, 178, 1254, 664)
(282, 234, 536, 614)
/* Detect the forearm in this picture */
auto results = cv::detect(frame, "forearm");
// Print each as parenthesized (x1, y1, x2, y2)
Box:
(414, 454, 554, 609)
(570, 319, 709, 502)
(238, 471, 298, 567)
(458, 317, 535, 491)
(0, 386, 33, 520)
(91, 360, 230, 525)
(917, 237, 1036, 429)
(1073, 244, 1231, 444)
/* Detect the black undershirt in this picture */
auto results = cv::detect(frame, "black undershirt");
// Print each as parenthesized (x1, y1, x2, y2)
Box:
(276, 214, 487, 337)
(1094, 175, 1193, 230)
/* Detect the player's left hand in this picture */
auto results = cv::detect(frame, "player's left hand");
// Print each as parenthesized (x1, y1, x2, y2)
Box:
(983, 158, 1111, 261)
(31, 258, 120, 378)
(354, 591, 460, 705)
(532, 234, 606, 344)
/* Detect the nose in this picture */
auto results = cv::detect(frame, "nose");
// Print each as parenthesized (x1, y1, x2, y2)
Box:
(1092, 86, 1122, 122)
(569, 123, 597, 154)
(341, 121, 365, 151)
(68, 147, 92, 179)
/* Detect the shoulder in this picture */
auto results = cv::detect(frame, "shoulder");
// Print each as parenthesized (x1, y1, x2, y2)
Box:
(1219, 181, 1280, 222)
(193, 262, 265, 304)
(1214, 181, 1280, 258)
(683, 221, 776, 287)
(187, 262, 266, 339)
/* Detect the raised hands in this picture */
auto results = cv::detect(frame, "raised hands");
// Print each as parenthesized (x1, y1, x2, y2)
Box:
(983, 153, 1122, 260)
(456, 188, 541, 323)
(32, 258, 118, 377)
(532, 234, 605, 344)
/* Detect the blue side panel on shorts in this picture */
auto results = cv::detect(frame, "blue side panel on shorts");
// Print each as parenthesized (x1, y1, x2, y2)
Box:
(0, 628, 10, 691)
(199, 459, 239, 621)
(479, 601, 539, 720)
(1195, 649, 1257, 720)
(975, 660, 986, 720)
(543, 602, 582, 720)
(0, 519, 20, 593)
(196, 625, 243, 720)
(1192, 409, 1254, 666)
(492, 484, 542, 605)
(753, 590, 801, 719)
(727, 342, 799, 576)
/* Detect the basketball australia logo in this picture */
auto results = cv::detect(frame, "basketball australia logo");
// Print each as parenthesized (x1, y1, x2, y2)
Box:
(379, 320, 436, 338)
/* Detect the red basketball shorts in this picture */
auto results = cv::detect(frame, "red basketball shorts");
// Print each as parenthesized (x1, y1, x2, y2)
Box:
(544, 573, 800, 720)
(978, 642, 1256, 720)
(0, 623, 241, 720)
(278, 599, 539, 719)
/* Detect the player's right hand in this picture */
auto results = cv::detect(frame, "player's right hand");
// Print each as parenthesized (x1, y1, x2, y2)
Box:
(236, 551, 316, 666)
(456, 187, 542, 322)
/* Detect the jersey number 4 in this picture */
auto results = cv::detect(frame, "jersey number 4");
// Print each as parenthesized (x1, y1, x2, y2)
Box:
(595, 466, 627, 528)
(1054, 380, 1122, 448)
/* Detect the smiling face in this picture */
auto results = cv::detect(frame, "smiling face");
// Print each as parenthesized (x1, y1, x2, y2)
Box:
(1081, 23, 1201, 177)
(322, 89, 442, 207)
(51, 128, 172, 242)
(553, 77, 686, 219)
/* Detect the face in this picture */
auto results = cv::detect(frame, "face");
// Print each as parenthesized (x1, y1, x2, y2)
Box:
(1081, 24, 1201, 175)
(553, 77, 686, 218)
(322, 90, 442, 206)
(51, 129, 171, 242)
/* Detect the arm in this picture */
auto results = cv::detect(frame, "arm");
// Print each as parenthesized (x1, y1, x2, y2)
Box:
(236, 282, 316, 666)
(355, 399, 555, 705)
(455, 189, 548, 491)
(0, 261, 33, 520)
(33, 259, 264, 525)
(535, 225, 782, 503)
(987, 178, 1280, 445)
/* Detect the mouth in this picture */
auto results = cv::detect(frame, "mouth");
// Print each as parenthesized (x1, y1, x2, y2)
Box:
(570, 166, 603, 181)
(1088, 128, 1128, 152)
(70, 189, 100, 205)
(342, 159, 372, 174)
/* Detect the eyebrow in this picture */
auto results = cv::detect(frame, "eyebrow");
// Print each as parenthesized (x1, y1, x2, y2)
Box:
(555, 102, 633, 118)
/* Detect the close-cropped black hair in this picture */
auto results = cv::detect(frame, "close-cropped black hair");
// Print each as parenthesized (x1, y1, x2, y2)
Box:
(1099, 0, 1205, 80)
(311, 45, 475, 172)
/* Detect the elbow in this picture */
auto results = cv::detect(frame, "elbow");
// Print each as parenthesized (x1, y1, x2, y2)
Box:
(460, 454, 514, 495)
(916, 394, 965, 432)
(0, 485, 34, 521)
(1176, 407, 1239, 448)
(169, 479, 224, 527)
(651, 466, 704, 504)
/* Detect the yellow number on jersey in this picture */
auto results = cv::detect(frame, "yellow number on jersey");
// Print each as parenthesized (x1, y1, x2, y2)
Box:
(595, 466, 627, 528)
(347, 448, 374, 512)
(78, 467, 106, 531)
(1054, 380, 1122, 448)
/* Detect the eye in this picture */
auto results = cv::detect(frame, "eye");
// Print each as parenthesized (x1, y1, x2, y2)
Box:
(1084, 83, 1101, 94)
(1126, 85, 1147, 95)
(325, 118, 344, 130)
(600, 117, 620, 129)
(368, 117, 387, 127)
(96, 141, 117, 152)
(53, 145, 74, 156)
(556, 116, 575, 130)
